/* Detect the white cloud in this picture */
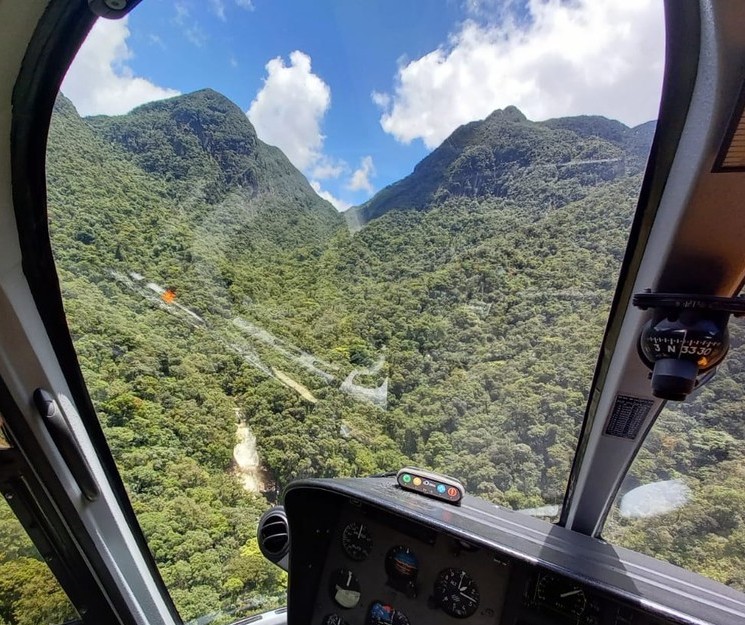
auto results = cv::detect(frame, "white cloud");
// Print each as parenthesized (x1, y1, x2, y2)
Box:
(235, 0, 254, 9)
(347, 156, 376, 194)
(174, 1, 189, 23)
(310, 180, 351, 212)
(462, 0, 509, 21)
(148, 34, 166, 50)
(210, 0, 226, 20)
(371, 90, 391, 109)
(311, 158, 346, 180)
(183, 24, 207, 47)
(247, 51, 331, 170)
(174, 1, 207, 46)
(375, 0, 664, 149)
(62, 17, 180, 117)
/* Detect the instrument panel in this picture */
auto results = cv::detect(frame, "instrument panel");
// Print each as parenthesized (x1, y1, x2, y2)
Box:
(314, 505, 511, 625)
(310, 503, 668, 625)
(284, 477, 745, 625)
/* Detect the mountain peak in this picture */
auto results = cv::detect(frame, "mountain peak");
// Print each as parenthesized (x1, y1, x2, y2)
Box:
(54, 93, 81, 118)
(129, 88, 236, 116)
(86, 89, 269, 203)
(352, 108, 654, 226)
(485, 106, 528, 124)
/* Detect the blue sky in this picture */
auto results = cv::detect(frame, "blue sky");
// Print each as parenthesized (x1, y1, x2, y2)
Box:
(62, 0, 665, 211)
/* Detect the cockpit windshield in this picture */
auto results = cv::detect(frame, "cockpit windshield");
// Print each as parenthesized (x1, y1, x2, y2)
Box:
(10, 1, 745, 624)
(605, 320, 745, 588)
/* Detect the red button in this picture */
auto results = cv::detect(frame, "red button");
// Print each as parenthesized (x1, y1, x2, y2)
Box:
(447, 487, 458, 497)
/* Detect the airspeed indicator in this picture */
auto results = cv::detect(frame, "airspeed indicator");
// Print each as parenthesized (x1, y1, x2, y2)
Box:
(341, 522, 372, 561)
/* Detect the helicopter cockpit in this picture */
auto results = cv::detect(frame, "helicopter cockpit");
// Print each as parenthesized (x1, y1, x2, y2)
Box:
(0, 1, 744, 625)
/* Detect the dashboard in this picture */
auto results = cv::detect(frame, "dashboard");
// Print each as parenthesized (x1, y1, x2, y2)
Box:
(315, 504, 510, 624)
(282, 477, 745, 625)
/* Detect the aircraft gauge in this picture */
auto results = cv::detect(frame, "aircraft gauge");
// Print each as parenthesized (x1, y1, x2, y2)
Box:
(535, 573, 587, 617)
(384, 545, 419, 596)
(367, 601, 410, 625)
(341, 522, 372, 561)
(385, 546, 418, 581)
(434, 567, 480, 618)
(329, 569, 361, 609)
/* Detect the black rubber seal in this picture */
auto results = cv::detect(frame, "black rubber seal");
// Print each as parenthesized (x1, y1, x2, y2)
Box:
(10, 1, 181, 622)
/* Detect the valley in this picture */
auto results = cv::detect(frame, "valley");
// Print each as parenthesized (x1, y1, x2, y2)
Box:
(2, 88, 740, 624)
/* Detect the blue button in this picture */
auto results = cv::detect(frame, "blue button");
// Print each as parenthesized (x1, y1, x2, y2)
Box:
(436, 484, 447, 494)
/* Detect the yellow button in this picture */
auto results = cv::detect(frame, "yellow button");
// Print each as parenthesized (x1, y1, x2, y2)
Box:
(412, 477, 422, 486)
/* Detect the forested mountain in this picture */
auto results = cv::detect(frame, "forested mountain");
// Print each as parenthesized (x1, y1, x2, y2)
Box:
(349, 105, 655, 226)
(78, 89, 342, 259)
(2, 90, 743, 625)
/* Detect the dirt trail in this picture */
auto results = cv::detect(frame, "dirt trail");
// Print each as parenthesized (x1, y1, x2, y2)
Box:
(272, 367, 317, 403)
(233, 423, 263, 493)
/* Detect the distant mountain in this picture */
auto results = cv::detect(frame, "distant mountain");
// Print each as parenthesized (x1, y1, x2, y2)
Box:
(47, 92, 344, 318)
(87, 89, 332, 208)
(349, 106, 655, 227)
(83, 89, 342, 256)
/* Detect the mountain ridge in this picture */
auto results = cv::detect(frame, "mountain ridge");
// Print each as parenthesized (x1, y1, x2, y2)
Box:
(85, 88, 337, 213)
(349, 106, 655, 227)
(70, 89, 343, 257)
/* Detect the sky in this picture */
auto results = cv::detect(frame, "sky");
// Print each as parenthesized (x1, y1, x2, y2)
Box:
(62, 0, 665, 212)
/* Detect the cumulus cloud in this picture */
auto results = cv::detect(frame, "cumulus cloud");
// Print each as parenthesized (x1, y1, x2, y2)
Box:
(375, 0, 664, 148)
(247, 50, 355, 209)
(62, 17, 180, 116)
(311, 181, 351, 212)
(247, 51, 332, 170)
(463, 0, 514, 21)
(371, 91, 391, 109)
(347, 156, 376, 194)
(311, 158, 346, 180)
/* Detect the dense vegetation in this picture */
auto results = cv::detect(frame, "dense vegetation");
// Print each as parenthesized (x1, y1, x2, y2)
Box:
(0, 503, 75, 625)
(1, 88, 743, 623)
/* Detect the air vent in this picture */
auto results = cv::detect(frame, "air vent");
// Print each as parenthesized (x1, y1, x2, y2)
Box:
(257, 506, 290, 569)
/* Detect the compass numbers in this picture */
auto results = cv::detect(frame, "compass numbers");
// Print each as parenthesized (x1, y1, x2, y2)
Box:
(434, 567, 480, 618)
(648, 336, 720, 358)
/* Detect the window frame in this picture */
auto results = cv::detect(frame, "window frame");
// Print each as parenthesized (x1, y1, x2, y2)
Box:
(3, 1, 182, 623)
